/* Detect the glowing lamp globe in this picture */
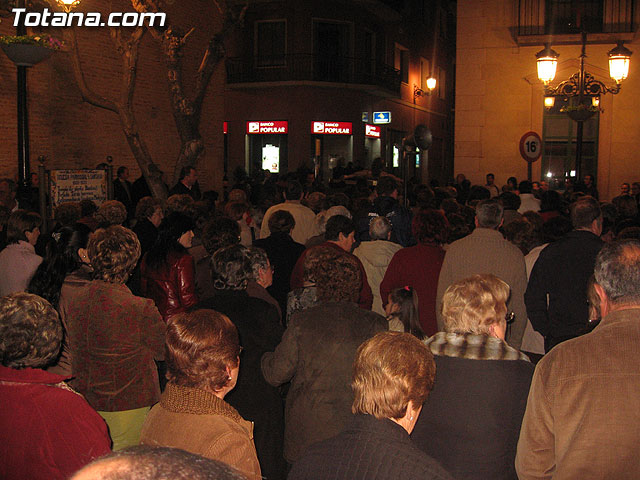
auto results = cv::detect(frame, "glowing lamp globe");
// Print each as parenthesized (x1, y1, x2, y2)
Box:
(608, 42, 632, 83)
(536, 45, 559, 84)
(56, 0, 82, 12)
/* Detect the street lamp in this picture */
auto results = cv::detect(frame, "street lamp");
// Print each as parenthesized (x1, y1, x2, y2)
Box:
(10, 0, 82, 200)
(536, 44, 559, 85)
(535, 32, 632, 181)
(608, 42, 633, 83)
(55, 0, 82, 13)
(414, 77, 437, 100)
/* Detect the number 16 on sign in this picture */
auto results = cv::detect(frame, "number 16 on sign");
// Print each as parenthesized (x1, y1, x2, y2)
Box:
(519, 131, 542, 180)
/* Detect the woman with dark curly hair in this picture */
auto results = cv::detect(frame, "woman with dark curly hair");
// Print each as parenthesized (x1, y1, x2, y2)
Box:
(380, 209, 449, 336)
(262, 246, 387, 466)
(140, 310, 261, 480)
(197, 244, 285, 480)
(66, 225, 165, 451)
(94, 200, 128, 227)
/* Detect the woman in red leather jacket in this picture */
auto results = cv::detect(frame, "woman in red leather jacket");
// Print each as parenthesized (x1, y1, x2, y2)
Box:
(140, 212, 199, 322)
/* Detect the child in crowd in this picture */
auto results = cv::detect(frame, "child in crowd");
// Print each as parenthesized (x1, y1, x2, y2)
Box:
(385, 286, 425, 340)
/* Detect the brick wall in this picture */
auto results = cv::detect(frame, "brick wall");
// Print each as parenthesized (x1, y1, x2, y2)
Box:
(0, 0, 225, 193)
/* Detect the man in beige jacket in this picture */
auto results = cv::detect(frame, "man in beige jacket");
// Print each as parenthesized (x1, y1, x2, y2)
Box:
(516, 239, 640, 479)
(353, 216, 402, 315)
(436, 199, 527, 349)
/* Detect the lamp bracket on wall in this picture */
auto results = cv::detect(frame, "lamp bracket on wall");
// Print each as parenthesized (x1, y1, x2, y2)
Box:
(413, 84, 432, 99)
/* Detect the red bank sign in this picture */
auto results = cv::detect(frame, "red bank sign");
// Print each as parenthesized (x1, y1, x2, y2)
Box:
(312, 121, 352, 135)
(365, 124, 381, 138)
(246, 121, 288, 134)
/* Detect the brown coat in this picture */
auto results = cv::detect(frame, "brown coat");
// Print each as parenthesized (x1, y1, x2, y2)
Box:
(516, 307, 640, 479)
(66, 280, 165, 412)
(140, 383, 261, 480)
(261, 301, 386, 463)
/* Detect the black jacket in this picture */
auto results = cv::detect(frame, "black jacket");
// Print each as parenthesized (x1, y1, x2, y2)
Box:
(525, 229, 604, 350)
(196, 291, 286, 480)
(168, 181, 201, 201)
(289, 414, 453, 480)
(113, 179, 134, 219)
(411, 354, 534, 480)
(253, 231, 306, 317)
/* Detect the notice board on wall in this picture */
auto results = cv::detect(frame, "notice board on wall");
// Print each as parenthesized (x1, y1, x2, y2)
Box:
(49, 169, 108, 209)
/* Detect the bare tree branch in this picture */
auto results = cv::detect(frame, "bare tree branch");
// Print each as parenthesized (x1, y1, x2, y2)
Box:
(123, 27, 146, 109)
(110, 27, 124, 55)
(130, 0, 165, 40)
(67, 28, 118, 113)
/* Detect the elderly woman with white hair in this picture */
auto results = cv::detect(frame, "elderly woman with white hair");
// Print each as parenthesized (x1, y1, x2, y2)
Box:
(353, 216, 402, 315)
(411, 274, 534, 480)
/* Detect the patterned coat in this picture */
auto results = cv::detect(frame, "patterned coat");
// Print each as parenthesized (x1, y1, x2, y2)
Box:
(289, 415, 453, 480)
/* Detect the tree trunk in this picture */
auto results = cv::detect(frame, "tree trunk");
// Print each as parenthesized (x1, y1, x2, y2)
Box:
(119, 109, 167, 199)
(67, 25, 168, 200)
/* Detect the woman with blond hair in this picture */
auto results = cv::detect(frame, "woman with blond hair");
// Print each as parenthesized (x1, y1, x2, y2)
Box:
(140, 309, 261, 480)
(411, 274, 534, 480)
(289, 332, 453, 480)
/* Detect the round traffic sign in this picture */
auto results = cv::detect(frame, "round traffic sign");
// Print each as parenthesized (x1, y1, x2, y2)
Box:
(519, 131, 542, 163)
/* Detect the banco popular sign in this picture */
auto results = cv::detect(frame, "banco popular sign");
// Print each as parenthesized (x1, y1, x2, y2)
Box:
(246, 121, 288, 134)
(312, 122, 352, 135)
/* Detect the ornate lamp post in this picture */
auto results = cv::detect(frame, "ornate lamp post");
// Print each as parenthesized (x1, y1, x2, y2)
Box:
(535, 33, 632, 180)
(7, 0, 82, 200)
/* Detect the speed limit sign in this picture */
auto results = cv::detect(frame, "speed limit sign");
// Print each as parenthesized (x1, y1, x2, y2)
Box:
(519, 131, 542, 163)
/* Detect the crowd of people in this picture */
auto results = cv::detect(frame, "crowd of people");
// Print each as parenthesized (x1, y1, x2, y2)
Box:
(1, 166, 640, 480)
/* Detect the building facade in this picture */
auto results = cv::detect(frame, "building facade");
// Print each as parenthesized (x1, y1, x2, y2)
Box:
(456, 0, 638, 201)
(223, 0, 456, 186)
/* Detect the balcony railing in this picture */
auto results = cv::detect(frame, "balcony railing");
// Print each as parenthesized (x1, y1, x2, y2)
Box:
(226, 54, 401, 94)
(518, 0, 634, 36)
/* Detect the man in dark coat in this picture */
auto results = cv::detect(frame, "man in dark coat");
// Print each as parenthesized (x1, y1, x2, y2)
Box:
(253, 209, 306, 317)
(355, 176, 414, 246)
(113, 166, 134, 221)
(525, 196, 604, 351)
(169, 165, 201, 201)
